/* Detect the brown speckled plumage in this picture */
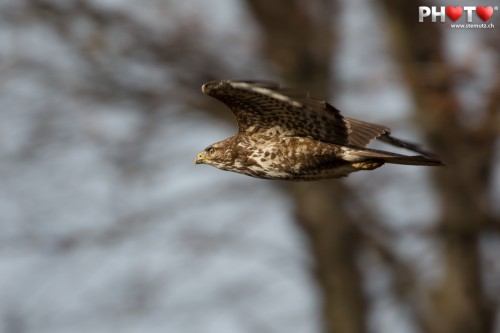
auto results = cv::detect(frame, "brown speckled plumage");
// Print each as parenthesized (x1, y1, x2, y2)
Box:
(196, 80, 442, 181)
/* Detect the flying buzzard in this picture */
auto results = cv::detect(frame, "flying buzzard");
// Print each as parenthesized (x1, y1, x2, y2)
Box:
(195, 80, 442, 180)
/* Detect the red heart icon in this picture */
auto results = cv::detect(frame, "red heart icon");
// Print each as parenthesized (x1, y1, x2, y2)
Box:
(446, 6, 463, 21)
(476, 6, 494, 21)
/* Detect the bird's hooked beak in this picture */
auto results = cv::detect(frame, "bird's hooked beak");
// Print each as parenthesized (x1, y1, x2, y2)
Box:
(195, 152, 207, 165)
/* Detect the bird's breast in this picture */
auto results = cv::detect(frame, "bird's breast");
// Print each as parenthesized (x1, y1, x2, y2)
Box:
(239, 137, 346, 180)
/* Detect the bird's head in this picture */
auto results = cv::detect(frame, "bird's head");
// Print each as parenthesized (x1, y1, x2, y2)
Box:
(195, 143, 232, 169)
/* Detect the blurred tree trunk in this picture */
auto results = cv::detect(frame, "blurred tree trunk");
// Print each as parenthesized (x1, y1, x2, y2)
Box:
(245, 1, 367, 333)
(379, 1, 498, 333)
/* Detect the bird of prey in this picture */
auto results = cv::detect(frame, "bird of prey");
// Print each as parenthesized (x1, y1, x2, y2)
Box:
(195, 80, 443, 181)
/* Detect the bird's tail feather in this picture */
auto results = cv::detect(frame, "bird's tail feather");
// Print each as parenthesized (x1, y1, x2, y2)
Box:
(349, 148, 443, 166)
(381, 155, 443, 166)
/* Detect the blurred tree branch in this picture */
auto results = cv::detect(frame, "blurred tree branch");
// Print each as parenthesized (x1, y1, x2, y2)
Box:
(18, 0, 226, 104)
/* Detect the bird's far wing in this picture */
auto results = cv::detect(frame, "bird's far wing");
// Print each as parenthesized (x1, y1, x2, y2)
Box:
(378, 134, 442, 160)
(202, 80, 350, 144)
(345, 117, 441, 159)
(344, 117, 389, 147)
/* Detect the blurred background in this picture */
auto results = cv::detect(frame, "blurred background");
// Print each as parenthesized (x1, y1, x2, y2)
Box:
(1, 0, 499, 332)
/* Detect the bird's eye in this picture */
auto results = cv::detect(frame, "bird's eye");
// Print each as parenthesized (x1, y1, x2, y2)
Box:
(207, 147, 216, 155)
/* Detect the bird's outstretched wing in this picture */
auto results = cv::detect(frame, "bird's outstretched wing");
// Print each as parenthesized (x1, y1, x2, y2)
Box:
(202, 80, 350, 144)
